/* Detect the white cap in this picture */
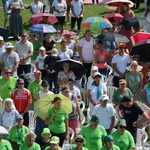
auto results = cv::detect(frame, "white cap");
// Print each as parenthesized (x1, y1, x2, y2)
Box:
(91, 66, 98, 71)
(39, 46, 46, 51)
(101, 94, 109, 101)
(0, 36, 4, 41)
(93, 72, 102, 78)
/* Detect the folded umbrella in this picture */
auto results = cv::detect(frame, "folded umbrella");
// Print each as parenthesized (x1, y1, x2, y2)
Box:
(104, 13, 124, 22)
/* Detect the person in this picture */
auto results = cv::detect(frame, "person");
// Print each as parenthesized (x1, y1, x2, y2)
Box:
(112, 42, 131, 88)
(45, 96, 69, 147)
(78, 30, 95, 78)
(70, 0, 84, 36)
(72, 135, 88, 150)
(66, 0, 71, 25)
(0, 98, 19, 132)
(0, 67, 17, 101)
(8, 0, 24, 39)
(30, 0, 43, 15)
(52, 0, 67, 35)
(35, 80, 53, 143)
(80, 115, 107, 150)
(58, 39, 73, 59)
(100, 135, 120, 150)
(39, 128, 51, 150)
(125, 60, 143, 101)
(116, 96, 149, 141)
(0, 36, 5, 60)
(112, 79, 133, 106)
(19, 131, 41, 150)
(45, 136, 62, 150)
(143, 1, 150, 19)
(143, 72, 150, 107)
(43, 48, 61, 92)
(14, 33, 33, 76)
(111, 119, 135, 150)
(11, 78, 32, 127)
(92, 94, 116, 134)
(35, 46, 47, 79)
(0, 42, 19, 78)
(94, 40, 109, 76)
(87, 72, 107, 114)
(43, 33, 56, 55)
(8, 115, 29, 150)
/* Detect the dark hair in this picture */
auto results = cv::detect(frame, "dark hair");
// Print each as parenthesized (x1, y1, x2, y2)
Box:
(60, 39, 67, 44)
(52, 97, 61, 104)
(17, 78, 24, 83)
(97, 40, 103, 45)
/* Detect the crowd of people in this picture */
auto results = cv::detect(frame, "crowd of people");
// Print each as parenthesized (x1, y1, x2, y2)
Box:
(0, 0, 150, 149)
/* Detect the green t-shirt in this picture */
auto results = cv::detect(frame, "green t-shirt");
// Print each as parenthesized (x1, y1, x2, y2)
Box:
(31, 40, 41, 60)
(28, 80, 42, 100)
(8, 125, 29, 142)
(0, 139, 12, 150)
(72, 147, 88, 150)
(0, 77, 17, 101)
(45, 146, 62, 150)
(79, 124, 107, 150)
(19, 142, 41, 150)
(46, 107, 68, 133)
(111, 130, 135, 150)
(100, 145, 120, 150)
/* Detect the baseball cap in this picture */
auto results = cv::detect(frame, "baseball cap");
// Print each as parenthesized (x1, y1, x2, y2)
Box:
(100, 94, 109, 101)
(118, 119, 127, 126)
(34, 70, 41, 75)
(39, 46, 46, 51)
(120, 95, 131, 103)
(93, 72, 102, 78)
(50, 136, 59, 144)
(68, 78, 76, 83)
(119, 79, 126, 85)
(90, 115, 99, 123)
(16, 114, 23, 120)
(104, 135, 114, 143)
(0, 36, 4, 41)
(41, 80, 49, 86)
(41, 128, 51, 137)
(5, 42, 14, 49)
(91, 66, 98, 71)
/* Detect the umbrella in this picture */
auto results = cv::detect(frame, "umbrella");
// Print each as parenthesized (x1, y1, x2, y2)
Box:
(122, 17, 150, 30)
(103, 13, 124, 22)
(29, 13, 58, 25)
(34, 94, 72, 120)
(97, 32, 129, 43)
(81, 16, 112, 29)
(61, 30, 76, 36)
(106, 0, 134, 7)
(29, 24, 57, 33)
(130, 39, 150, 61)
(55, 59, 86, 78)
(130, 32, 150, 46)
(0, 126, 9, 134)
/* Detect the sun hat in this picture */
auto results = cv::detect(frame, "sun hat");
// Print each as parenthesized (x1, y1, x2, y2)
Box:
(51, 48, 58, 57)
(104, 135, 114, 143)
(73, 52, 80, 57)
(0, 36, 4, 41)
(126, 61, 143, 72)
(16, 114, 23, 120)
(68, 78, 76, 83)
(118, 119, 127, 127)
(74, 135, 86, 144)
(119, 79, 126, 85)
(39, 46, 46, 51)
(120, 95, 131, 103)
(93, 72, 102, 78)
(25, 131, 37, 138)
(34, 70, 41, 75)
(91, 66, 98, 71)
(100, 94, 109, 101)
(90, 115, 99, 123)
(50, 136, 60, 144)
(42, 80, 49, 87)
(5, 42, 14, 49)
(41, 128, 51, 137)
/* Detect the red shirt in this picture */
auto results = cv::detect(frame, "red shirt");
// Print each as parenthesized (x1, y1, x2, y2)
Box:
(11, 88, 32, 113)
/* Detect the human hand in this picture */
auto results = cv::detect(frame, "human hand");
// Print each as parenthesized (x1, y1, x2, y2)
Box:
(65, 133, 69, 140)
(47, 69, 51, 74)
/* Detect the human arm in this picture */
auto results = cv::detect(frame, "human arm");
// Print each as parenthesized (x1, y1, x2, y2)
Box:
(115, 105, 124, 119)
(65, 119, 69, 140)
(112, 63, 124, 78)
(78, 45, 84, 63)
(108, 116, 115, 135)
(87, 89, 97, 106)
(30, 5, 35, 14)
(11, 61, 19, 73)
(76, 100, 82, 122)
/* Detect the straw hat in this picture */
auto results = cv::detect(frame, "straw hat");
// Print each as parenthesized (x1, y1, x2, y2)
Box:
(126, 61, 143, 72)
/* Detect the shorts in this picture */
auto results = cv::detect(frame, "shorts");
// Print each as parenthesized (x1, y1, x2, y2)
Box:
(55, 16, 65, 25)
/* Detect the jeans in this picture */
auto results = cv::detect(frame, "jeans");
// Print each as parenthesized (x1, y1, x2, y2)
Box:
(46, 77, 59, 92)
(17, 64, 31, 76)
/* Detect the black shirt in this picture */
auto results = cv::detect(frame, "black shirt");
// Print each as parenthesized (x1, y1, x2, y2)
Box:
(43, 40, 55, 54)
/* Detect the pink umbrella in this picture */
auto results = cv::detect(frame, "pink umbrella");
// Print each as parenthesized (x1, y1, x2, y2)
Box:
(61, 30, 76, 36)
(29, 13, 58, 25)
(104, 13, 124, 22)
(130, 32, 150, 46)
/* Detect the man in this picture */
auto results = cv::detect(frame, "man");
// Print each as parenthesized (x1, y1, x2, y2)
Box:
(112, 42, 131, 87)
(14, 33, 33, 76)
(92, 94, 116, 134)
(116, 95, 149, 141)
(0, 42, 19, 78)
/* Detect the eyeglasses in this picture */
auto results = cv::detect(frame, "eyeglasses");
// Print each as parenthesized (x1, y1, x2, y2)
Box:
(119, 47, 126, 50)
(18, 83, 24, 85)
(75, 140, 83, 143)
(5, 72, 11, 74)
(119, 126, 126, 129)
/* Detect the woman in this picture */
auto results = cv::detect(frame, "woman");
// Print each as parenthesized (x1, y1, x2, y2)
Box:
(112, 79, 133, 106)
(57, 62, 75, 86)
(87, 72, 107, 114)
(72, 135, 88, 150)
(58, 39, 73, 59)
(143, 2, 150, 19)
(45, 96, 69, 147)
(43, 33, 56, 55)
(11, 78, 32, 127)
(0, 98, 19, 131)
(52, 0, 67, 35)
(8, 0, 24, 39)
(8, 115, 29, 150)
(111, 119, 135, 150)
(30, 0, 43, 15)
(0, 36, 5, 75)
(94, 40, 109, 76)
(125, 60, 143, 101)
(78, 30, 95, 78)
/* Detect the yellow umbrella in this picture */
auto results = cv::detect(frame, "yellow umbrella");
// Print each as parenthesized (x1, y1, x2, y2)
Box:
(34, 94, 72, 120)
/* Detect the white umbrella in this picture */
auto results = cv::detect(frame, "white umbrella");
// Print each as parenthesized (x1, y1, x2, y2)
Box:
(0, 126, 9, 134)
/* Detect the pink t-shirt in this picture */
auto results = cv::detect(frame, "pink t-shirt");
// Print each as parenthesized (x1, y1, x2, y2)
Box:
(94, 49, 108, 69)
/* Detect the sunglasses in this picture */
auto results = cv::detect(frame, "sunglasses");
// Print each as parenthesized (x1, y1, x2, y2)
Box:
(5, 72, 11, 74)
(119, 47, 126, 50)
(75, 140, 83, 143)
(119, 126, 126, 129)
(21, 35, 27, 37)
(18, 83, 24, 85)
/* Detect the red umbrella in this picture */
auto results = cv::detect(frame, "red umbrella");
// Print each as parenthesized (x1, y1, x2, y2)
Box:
(61, 30, 76, 36)
(104, 13, 124, 22)
(29, 13, 58, 25)
(130, 32, 150, 46)
(106, 0, 134, 7)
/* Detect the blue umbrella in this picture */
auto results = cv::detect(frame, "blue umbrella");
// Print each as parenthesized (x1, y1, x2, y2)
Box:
(29, 24, 57, 33)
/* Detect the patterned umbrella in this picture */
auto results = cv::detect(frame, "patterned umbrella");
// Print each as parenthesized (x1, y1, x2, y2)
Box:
(104, 13, 124, 22)
(81, 16, 112, 29)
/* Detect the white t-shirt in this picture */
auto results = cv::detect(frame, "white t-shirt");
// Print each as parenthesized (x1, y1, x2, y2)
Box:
(66, 40, 76, 52)
(30, 1, 43, 14)
(92, 103, 116, 129)
(78, 37, 95, 63)
(111, 53, 131, 76)
(39, 91, 54, 98)
(70, 86, 81, 97)
(36, 54, 47, 70)
(52, 0, 67, 17)
(58, 49, 73, 59)
(71, 0, 83, 17)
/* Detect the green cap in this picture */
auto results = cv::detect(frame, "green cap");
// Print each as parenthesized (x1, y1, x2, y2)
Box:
(118, 119, 127, 126)
(74, 135, 86, 144)
(50, 136, 59, 144)
(90, 115, 99, 123)
(104, 135, 114, 143)
(41, 128, 51, 137)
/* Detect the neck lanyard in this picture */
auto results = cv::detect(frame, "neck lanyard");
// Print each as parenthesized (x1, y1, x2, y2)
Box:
(17, 126, 23, 141)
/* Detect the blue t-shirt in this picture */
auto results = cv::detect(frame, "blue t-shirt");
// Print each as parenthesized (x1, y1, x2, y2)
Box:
(144, 84, 150, 104)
